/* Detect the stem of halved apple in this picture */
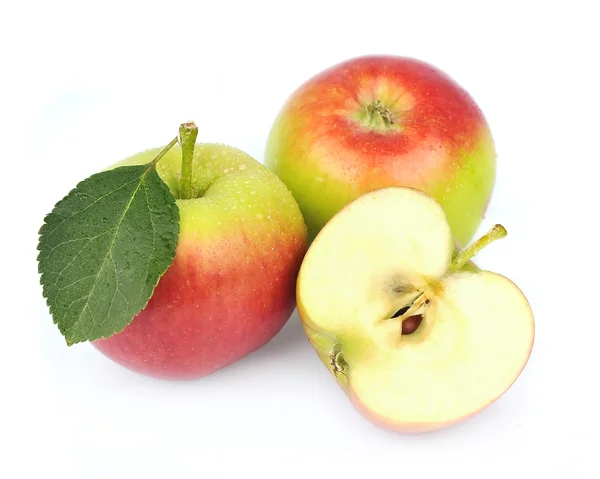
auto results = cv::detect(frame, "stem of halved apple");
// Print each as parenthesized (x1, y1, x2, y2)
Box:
(389, 225, 508, 337)
(178, 122, 199, 200)
(450, 224, 507, 271)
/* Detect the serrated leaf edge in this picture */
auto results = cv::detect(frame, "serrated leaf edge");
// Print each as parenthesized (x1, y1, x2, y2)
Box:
(37, 165, 180, 345)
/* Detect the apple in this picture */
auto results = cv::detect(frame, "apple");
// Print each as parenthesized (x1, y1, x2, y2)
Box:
(296, 187, 534, 432)
(265, 55, 496, 247)
(93, 142, 307, 379)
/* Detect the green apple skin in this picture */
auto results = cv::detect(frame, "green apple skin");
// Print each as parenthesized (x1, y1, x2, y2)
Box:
(93, 144, 307, 379)
(265, 55, 496, 246)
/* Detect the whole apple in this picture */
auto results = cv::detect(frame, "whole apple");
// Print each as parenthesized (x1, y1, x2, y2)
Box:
(265, 55, 496, 246)
(93, 143, 307, 379)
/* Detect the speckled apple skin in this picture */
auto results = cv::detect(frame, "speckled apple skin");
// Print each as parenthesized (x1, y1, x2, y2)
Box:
(93, 144, 307, 379)
(265, 55, 496, 246)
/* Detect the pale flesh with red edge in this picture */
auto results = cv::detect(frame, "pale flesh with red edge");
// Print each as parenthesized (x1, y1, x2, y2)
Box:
(296, 187, 534, 432)
(93, 143, 307, 379)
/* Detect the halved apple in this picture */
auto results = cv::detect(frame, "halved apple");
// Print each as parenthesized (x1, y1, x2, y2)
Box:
(297, 187, 534, 433)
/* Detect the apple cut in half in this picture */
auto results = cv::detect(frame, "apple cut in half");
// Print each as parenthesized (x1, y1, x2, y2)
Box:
(297, 187, 534, 433)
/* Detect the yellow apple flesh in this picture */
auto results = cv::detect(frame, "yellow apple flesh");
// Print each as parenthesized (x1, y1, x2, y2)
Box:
(297, 187, 534, 432)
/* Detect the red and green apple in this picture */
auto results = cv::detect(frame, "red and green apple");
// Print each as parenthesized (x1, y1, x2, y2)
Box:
(93, 142, 307, 379)
(265, 55, 496, 246)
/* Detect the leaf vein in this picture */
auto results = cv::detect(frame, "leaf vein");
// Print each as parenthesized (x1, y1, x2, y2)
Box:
(52, 228, 116, 286)
(67, 171, 149, 340)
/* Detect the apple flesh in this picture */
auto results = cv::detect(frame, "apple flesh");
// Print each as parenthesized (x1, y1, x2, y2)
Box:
(93, 143, 307, 379)
(265, 55, 496, 247)
(296, 187, 534, 432)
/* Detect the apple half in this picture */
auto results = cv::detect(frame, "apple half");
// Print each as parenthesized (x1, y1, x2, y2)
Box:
(297, 187, 534, 432)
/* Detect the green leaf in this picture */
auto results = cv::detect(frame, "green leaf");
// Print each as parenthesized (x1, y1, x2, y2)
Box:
(37, 164, 179, 345)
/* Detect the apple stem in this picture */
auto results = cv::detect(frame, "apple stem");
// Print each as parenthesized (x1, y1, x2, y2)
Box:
(178, 122, 199, 200)
(367, 100, 394, 126)
(451, 224, 507, 270)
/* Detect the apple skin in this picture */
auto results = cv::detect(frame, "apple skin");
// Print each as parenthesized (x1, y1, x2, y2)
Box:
(93, 143, 307, 379)
(265, 55, 496, 246)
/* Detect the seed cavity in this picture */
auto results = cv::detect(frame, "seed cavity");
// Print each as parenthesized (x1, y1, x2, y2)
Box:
(391, 305, 410, 318)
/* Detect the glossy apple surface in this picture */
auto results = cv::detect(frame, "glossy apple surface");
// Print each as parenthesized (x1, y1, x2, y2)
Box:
(93, 144, 307, 379)
(266, 55, 496, 246)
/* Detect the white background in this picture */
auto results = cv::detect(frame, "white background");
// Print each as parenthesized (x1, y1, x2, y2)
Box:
(2, 0, 599, 477)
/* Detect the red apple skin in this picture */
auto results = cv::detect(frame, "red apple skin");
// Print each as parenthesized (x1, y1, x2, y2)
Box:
(265, 55, 496, 247)
(93, 144, 307, 380)
(94, 234, 304, 379)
